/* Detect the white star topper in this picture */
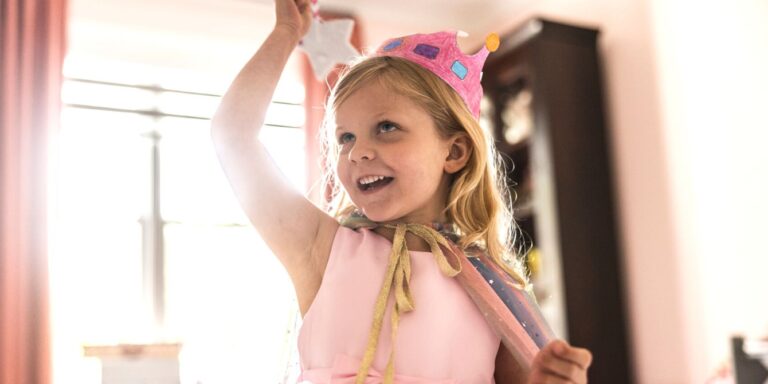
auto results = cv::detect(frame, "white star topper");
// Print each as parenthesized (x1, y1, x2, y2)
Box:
(299, 16, 359, 80)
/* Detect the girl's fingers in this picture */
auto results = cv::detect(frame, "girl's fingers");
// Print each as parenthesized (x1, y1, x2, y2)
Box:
(531, 347, 580, 383)
(528, 368, 574, 384)
(551, 340, 593, 370)
(297, 0, 313, 36)
(274, 0, 312, 39)
(529, 340, 592, 384)
(292, 0, 309, 15)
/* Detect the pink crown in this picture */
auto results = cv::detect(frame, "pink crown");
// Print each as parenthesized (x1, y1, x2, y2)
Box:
(373, 30, 499, 119)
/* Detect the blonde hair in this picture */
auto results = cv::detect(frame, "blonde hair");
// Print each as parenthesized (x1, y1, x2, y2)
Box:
(320, 56, 529, 288)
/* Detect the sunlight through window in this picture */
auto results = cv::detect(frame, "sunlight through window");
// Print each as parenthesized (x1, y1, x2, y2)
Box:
(51, 56, 306, 384)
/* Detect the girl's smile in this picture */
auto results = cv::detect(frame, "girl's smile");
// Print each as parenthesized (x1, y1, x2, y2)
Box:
(356, 175, 394, 193)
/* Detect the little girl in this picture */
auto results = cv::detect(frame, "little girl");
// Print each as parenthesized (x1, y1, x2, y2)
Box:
(211, 0, 592, 382)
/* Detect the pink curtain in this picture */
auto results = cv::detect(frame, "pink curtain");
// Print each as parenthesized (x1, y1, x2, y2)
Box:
(1, 0, 67, 383)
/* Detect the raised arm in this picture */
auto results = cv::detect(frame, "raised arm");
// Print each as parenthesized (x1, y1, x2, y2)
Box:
(210, 0, 338, 308)
(212, 0, 309, 140)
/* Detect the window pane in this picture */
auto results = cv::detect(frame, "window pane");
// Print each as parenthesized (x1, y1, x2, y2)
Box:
(159, 116, 307, 382)
(259, 125, 306, 191)
(163, 223, 299, 383)
(158, 91, 220, 119)
(62, 80, 157, 111)
(157, 117, 250, 224)
(158, 117, 306, 224)
(273, 63, 306, 105)
(50, 108, 153, 381)
(53, 62, 308, 383)
(265, 102, 305, 128)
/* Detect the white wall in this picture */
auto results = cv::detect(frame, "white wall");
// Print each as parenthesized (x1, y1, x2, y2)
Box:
(484, 0, 768, 383)
(67, 0, 276, 91)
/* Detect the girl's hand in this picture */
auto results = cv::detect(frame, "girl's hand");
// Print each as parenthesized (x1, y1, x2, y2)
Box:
(528, 340, 593, 384)
(274, 0, 313, 42)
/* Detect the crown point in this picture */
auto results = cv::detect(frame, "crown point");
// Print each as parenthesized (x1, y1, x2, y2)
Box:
(485, 33, 500, 53)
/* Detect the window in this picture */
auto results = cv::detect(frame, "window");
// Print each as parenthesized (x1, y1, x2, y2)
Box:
(50, 55, 307, 383)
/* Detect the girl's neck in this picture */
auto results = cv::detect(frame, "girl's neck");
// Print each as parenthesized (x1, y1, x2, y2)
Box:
(342, 210, 459, 252)
(372, 226, 433, 252)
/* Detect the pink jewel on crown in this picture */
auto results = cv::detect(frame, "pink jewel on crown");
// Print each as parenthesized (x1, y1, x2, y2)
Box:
(373, 30, 500, 119)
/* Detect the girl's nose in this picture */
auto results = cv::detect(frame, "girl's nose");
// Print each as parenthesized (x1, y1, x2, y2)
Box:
(348, 141, 375, 163)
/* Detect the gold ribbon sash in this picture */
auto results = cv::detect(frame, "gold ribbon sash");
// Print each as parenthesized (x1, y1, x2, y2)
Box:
(355, 223, 462, 384)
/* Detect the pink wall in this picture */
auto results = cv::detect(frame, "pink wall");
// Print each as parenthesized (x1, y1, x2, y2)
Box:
(650, 0, 768, 381)
(487, 0, 768, 382)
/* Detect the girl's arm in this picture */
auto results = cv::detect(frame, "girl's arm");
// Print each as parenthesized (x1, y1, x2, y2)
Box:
(210, 0, 338, 312)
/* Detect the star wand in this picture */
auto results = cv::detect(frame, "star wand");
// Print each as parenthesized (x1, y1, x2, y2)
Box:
(298, 0, 359, 80)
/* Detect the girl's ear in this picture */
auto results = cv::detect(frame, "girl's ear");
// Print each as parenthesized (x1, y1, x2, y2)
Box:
(444, 134, 472, 174)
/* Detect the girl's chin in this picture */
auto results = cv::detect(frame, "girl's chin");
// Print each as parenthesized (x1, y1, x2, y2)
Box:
(359, 210, 429, 225)
(357, 209, 393, 223)
(354, 205, 405, 223)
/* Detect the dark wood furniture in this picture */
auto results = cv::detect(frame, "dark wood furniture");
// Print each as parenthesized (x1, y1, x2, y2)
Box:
(732, 336, 768, 384)
(481, 18, 633, 383)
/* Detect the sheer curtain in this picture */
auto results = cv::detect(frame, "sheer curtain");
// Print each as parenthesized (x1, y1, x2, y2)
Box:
(0, 1, 67, 383)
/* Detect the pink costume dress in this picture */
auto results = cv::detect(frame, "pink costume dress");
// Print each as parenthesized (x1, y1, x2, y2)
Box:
(297, 226, 501, 383)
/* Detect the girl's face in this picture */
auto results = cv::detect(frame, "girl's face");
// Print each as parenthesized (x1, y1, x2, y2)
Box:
(333, 80, 455, 224)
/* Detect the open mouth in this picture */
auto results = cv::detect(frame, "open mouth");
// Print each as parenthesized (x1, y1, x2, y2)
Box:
(357, 176, 394, 192)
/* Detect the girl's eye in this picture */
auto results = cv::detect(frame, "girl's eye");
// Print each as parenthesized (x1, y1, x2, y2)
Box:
(378, 121, 398, 133)
(338, 132, 355, 144)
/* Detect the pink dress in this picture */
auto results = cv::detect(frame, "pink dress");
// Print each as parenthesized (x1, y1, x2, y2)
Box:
(297, 226, 500, 383)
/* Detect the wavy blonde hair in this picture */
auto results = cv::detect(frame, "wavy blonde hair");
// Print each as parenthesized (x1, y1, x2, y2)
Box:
(320, 56, 529, 288)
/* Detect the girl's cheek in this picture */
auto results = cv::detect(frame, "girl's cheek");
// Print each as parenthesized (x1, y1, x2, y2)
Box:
(334, 163, 346, 185)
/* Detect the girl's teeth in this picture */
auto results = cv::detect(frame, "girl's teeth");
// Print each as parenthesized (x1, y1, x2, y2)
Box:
(361, 176, 384, 185)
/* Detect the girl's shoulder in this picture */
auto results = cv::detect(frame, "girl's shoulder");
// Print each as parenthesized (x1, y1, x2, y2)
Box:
(310, 219, 401, 277)
(296, 223, 379, 316)
(310, 215, 384, 272)
(327, 224, 385, 255)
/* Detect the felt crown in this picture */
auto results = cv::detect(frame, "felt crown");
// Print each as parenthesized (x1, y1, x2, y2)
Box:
(373, 30, 500, 119)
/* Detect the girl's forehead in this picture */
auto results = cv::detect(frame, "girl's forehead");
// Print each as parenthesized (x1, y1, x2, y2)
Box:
(345, 80, 404, 103)
(335, 88, 409, 121)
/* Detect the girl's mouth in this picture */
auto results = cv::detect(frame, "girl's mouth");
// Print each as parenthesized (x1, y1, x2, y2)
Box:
(357, 176, 394, 192)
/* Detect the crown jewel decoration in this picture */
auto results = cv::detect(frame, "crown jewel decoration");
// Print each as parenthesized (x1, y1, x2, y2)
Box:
(373, 30, 500, 119)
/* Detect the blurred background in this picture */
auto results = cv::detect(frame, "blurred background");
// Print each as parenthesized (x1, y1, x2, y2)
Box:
(1, 0, 767, 383)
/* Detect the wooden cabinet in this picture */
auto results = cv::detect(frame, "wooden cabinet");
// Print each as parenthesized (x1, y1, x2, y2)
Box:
(480, 18, 633, 383)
